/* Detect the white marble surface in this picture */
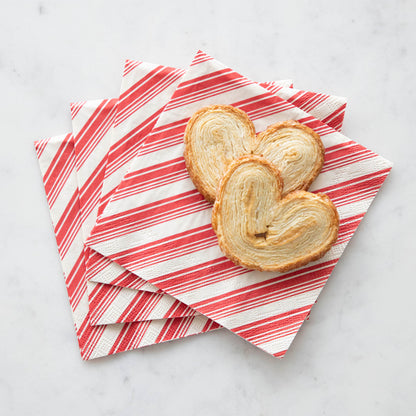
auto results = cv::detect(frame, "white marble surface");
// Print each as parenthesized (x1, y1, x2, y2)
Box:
(1, 0, 415, 414)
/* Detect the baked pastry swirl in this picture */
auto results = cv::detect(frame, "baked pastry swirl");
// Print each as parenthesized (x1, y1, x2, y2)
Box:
(184, 106, 324, 202)
(212, 156, 339, 272)
(184, 105, 256, 203)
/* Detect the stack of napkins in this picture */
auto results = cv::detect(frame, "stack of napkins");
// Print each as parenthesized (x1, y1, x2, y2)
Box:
(35, 50, 392, 360)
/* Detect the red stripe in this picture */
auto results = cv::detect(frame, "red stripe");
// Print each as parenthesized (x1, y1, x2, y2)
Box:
(151, 257, 248, 295)
(166, 69, 253, 110)
(47, 154, 75, 208)
(87, 190, 209, 244)
(116, 68, 184, 126)
(139, 130, 185, 156)
(234, 305, 311, 348)
(190, 261, 336, 317)
(167, 79, 254, 112)
(324, 141, 366, 162)
(77, 156, 108, 219)
(139, 118, 189, 156)
(119, 65, 164, 103)
(115, 154, 184, 186)
(66, 251, 87, 310)
(34, 136, 57, 159)
(231, 94, 295, 122)
(79, 312, 107, 359)
(77, 317, 103, 359)
(164, 299, 197, 319)
(43, 139, 74, 199)
(104, 108, 163, 179)
(88, 282, 123, 324)
(316, 168, 391, 201)
(234, 304, 310, 335)
(154, 317, 188, 343)
(107, 323, 141, 355)
(117, 291, 160, 322)
(296, 115, 330, 134)
(273, 350, 287, 358)
(123, 60, 142, 77)
(260, 81, 285, 95)
(322, 103, 347, 129)
(110, 157, 187, 201)
(73, 99, 117, 165)
(246, 101, 295, 121)
(54, 189, 82, 258)
(190, 50, 214, 66)
(107, 268, 159, 291)
(116, 66, 181, 125)
(85, 250, 112, 281)
(173, 68, 232, 89)
(112, 225, 217, 271)
(202, 319, 221, 332)
(70, 101, 86, 119)
(289, 91, 327, 113)
(74, 104, 117, 173)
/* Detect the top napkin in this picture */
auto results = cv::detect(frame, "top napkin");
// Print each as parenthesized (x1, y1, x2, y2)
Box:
(87, 51, 392, 357)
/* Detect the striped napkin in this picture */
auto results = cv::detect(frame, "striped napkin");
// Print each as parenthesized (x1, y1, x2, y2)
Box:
(35, 67, 300, 358)
(35, 69, 348, 359)
(86, 51, 392, 358)
(84, 60, 348, 328)
(71, 58, 347, 328)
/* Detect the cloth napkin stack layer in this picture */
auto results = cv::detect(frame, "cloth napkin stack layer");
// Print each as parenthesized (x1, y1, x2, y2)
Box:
(35, 50, 391, 360)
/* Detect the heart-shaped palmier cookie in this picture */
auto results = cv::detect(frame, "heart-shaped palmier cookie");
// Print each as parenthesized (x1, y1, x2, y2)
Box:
(184, 105, 324, 202)
(184, 105, 256, 203)
(212, 156, 339, 272)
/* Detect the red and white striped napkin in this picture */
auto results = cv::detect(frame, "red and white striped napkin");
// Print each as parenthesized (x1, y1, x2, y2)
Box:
(84, 60, 347, 327)
(35, 134, 220, 360)
(35, 51, 389, 359)
(86, 51, 392, 358)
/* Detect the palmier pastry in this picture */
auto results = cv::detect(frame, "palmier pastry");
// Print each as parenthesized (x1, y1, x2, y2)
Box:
(253, 120, 325, 196)
(184, 105, 256, 203)
(212, 156, 339, 272)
